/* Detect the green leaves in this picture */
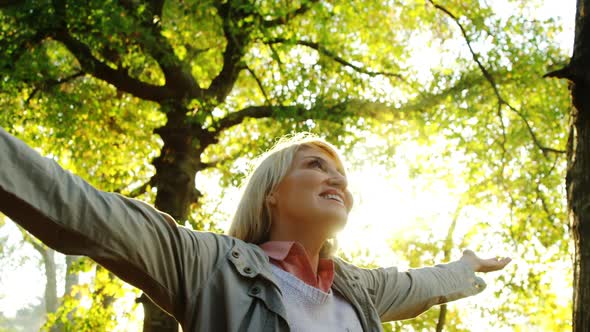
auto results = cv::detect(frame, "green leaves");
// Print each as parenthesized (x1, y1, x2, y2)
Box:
(0, 0, 574, 330)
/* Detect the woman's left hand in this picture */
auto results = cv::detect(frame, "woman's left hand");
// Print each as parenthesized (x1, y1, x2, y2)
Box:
(459, 249, 512, 273)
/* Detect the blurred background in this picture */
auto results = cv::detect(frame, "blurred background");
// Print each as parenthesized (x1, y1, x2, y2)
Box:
(0, 0, 576, 330)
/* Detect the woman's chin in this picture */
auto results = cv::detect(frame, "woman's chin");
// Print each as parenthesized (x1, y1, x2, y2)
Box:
(303, 208, 348, 233)
(321, 214, 348, 233)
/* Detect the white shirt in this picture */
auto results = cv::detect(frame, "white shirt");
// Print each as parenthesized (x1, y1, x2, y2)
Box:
(271, 264, 364, 332)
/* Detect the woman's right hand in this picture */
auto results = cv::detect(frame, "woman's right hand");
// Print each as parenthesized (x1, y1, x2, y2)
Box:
(459, 249, 512, 273)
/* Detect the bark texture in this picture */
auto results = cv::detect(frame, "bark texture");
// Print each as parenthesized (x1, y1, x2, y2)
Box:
(435, 304, 447, 332)
(568, 0, 590, 330)
(28, 240, 58, 314)
(41, 248, 58, 314)
(435, 206, 460, 332)
(64, 255, 80, 296)
(141, 108, 205, 332)
(28, 243, 60, 332)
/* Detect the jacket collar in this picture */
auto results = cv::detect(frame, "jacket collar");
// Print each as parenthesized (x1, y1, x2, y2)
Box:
(226, 240, 377, 331)
(227, 240, 278, 283)
(226, 240, 288, 321)
(259, 241, 335, 292)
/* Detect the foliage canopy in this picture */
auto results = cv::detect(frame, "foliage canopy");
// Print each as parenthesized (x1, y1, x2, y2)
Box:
(0, 0, 573, 330)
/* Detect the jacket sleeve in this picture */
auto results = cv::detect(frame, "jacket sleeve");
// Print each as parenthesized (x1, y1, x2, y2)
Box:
(0, 126, 225, 321)
(360, 260, 487, 321)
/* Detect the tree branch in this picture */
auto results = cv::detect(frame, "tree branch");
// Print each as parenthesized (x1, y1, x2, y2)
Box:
(245, 66, 271, 104)
(265, 38, 403, 79)
(0, 0, 21, 8)
(128, 182, 151, 198)
(217, 74, 490, 137)
(429, 0, 565, 156)
(543, 65, 574, 80)
(150, 0, 164, 18)
(533, 156, 561, 227)
(396, 72, 486, 113)
(267, 43, 284, 67)
(504, 102, 566, 154)
(117, 0, 204, 99)
(262, 0, 319, 27)
(20, 228, 46, 254)
(52, 29, 176, 103)
(214, 100, 375, 133)
(215, 105, 305, 131)
(206, 2, 251, 104)
(200, 160, 223, 169)
(0, 31, 46, 72)
(428, 1, 501, 98)
(113, 178, 155, 198)
(26, 71, 85, 104)
(496, 102, 508, 182)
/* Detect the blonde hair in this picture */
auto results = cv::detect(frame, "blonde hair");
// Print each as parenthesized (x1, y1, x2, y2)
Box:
(227, 132, 345, 257)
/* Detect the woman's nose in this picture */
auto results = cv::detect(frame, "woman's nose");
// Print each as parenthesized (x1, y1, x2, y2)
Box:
(328, 171, 348, 189)
(327, 172, 353, 210)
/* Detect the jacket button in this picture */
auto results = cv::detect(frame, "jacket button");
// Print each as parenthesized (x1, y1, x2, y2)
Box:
(244, 267, 253, 274)
(232, 251, 240, 258)
(251, 286, 260, 295)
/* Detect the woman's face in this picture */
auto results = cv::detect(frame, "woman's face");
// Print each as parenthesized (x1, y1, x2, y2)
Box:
(269, 145, 353, 235)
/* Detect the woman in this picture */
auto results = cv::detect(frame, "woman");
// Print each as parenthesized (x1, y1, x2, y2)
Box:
(0, 127, 511, 331)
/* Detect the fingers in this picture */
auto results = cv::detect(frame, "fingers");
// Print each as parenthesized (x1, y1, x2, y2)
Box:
(491, 256, 512, 265)
(480, 257, 512, 272)
(499, 257, 512, 267)
(461, 249, 513, 272)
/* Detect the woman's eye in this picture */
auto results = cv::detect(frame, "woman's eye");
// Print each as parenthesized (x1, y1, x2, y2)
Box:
(310, 159, 325, 170)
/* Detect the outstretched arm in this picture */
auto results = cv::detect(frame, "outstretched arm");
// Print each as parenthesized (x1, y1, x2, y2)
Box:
(0, 126, 223, 321)
(354, 249, 511, 321)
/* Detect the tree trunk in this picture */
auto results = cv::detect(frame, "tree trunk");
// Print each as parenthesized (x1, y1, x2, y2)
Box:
(567, 0, 590, 330)
(64, 255, 80, 323)
(140, 109, 208, 331)
(26, 238, 58, 315)
(41, 248, 58, 314)
(435, 205, 461, 332)
(152, 110, 202, 223)
(64, 255, 80, 296)
(435, 304, 447, 332)
(95, 267, 117, 309)
(29, 243, 60, 332)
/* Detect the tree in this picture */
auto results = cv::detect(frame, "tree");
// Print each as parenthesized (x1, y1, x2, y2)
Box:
(0, 0, 410, 329)
(545, 0, 590, 330)
(0, 0, 573, 330)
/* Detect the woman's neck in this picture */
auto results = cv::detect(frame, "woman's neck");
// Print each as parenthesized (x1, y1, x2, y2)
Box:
(268, 228, 325, 275)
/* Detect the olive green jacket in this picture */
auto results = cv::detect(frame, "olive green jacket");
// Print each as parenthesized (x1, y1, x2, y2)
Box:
(0, 127, 486, 331)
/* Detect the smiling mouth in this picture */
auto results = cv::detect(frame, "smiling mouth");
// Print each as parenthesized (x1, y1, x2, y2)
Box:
(320, 193, 345, 206)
